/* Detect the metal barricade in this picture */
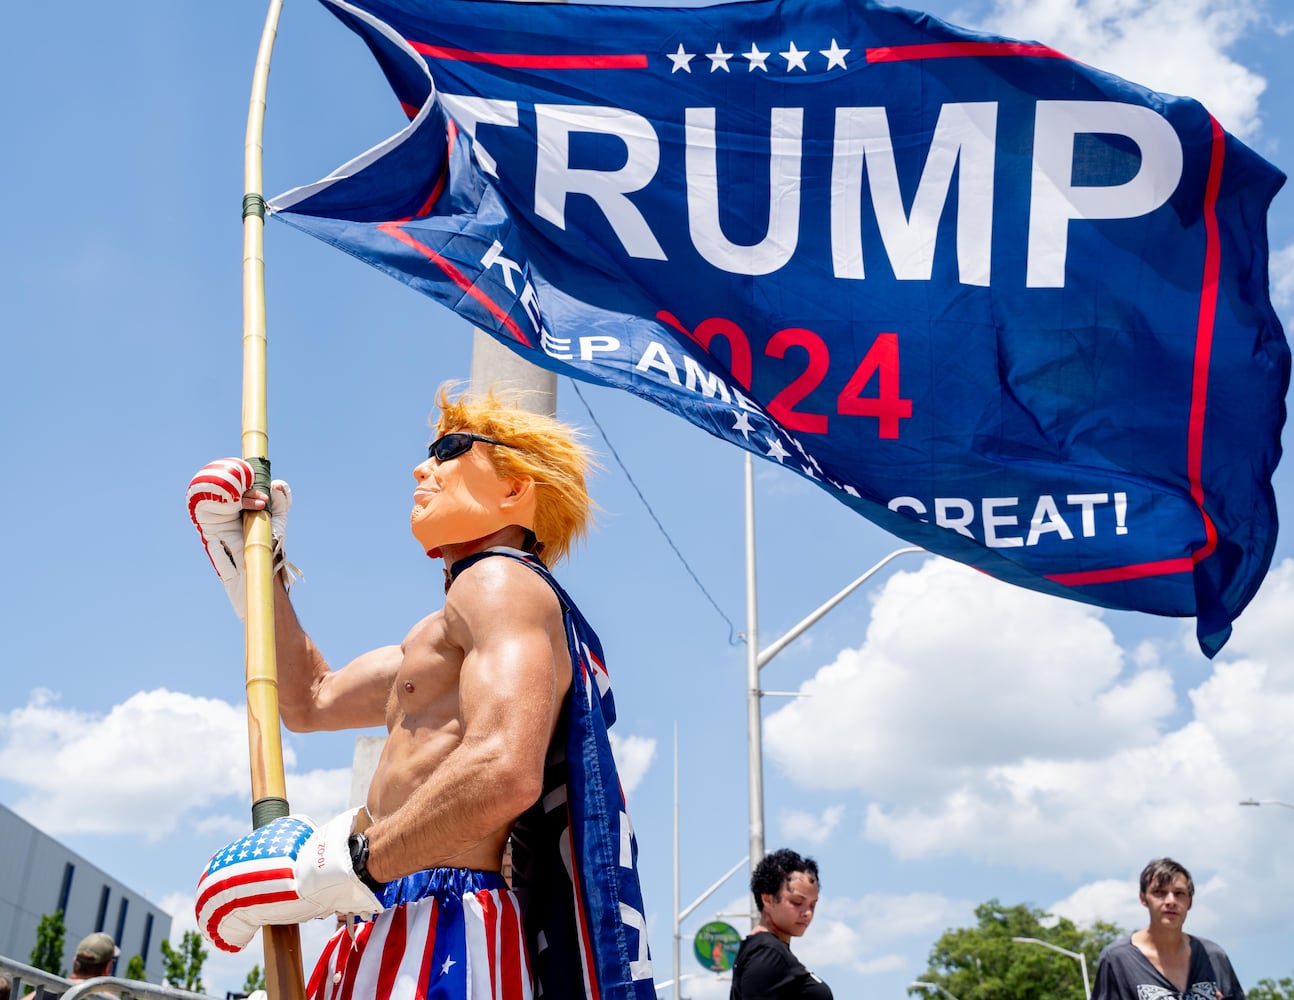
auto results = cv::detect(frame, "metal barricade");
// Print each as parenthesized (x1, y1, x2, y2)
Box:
(0, 956, 219, 1000)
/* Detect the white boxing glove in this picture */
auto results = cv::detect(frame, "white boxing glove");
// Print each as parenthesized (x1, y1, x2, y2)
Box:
(186, 458, 298, 620)
(195, 809, 384, 954)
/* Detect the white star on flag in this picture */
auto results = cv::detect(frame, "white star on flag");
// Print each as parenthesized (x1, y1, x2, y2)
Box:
(707, 44, 733, 72)
(742, 44, 769, 71)
(789, 437, 822, 473)
(820, 39, 850, 69)
(765, 438, 790, 462)
(441, 955, 457, 976)
(780, 42, 808, 71)
(667, 44, 695, 73)
(732, 410, 754, 439)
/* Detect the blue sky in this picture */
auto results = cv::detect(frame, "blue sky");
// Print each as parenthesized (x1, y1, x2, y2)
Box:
(2, 1, 1292, 999)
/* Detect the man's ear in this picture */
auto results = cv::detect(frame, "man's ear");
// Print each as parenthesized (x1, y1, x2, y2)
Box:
(499, 475, 537, 512)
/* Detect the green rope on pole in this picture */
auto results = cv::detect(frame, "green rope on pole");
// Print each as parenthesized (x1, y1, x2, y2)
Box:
(252, 796, 291, 829)
(243, 192, 267, 220)
(248, 456, 272, 495)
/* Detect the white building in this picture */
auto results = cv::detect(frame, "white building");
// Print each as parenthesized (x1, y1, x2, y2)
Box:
(0, 802, 172, 982)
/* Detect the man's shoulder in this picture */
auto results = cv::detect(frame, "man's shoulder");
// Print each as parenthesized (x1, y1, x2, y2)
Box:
(1096, 935, 1138, 965)
(449, 549, 562, 606)
(1191, 935, 1236, 964)
(1099, 935, 1135, 955)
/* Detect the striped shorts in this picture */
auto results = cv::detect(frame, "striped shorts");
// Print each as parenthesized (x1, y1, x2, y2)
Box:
(307, 868, 533, 1000)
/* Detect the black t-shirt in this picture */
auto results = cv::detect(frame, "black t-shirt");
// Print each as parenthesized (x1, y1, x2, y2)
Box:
(1091, 934, 1246, 1000)
(729, 932, 833, 1000)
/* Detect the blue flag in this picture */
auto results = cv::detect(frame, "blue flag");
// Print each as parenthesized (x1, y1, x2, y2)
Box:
(270, 0, 1288, 656)
(453, 547, 655, 1000)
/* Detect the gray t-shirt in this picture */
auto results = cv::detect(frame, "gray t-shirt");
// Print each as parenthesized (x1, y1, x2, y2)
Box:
(1092, 934, 1245, 1000)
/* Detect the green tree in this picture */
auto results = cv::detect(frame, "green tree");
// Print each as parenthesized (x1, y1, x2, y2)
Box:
(243, 965, 267, 993)
(1249, 976, 1294, 1000)
(160, 931, 208, 993)
(125, 954, 148, 982)
(913, 899, 1123, 1000)
(28, 910, 66, 977)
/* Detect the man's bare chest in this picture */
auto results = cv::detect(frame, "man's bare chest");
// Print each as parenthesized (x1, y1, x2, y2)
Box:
(386, 611, 465, 727)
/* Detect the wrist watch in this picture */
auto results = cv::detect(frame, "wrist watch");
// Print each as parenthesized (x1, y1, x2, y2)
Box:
(347, 831, 385, 893)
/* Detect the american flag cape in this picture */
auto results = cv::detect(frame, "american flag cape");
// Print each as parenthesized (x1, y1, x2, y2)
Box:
(450, 547, 654, 1000)
(269, 0, 1289, 656)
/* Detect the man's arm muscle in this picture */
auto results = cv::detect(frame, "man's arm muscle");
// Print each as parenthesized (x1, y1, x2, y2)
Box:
(364, 558, 569, 877)
(272, 579, 399, 732)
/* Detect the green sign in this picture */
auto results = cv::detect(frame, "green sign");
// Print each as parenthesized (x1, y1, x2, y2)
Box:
(694, 921, 742, 972)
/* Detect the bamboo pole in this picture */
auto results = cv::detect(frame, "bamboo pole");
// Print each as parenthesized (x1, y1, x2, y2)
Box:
(241, 4, 307, 1000)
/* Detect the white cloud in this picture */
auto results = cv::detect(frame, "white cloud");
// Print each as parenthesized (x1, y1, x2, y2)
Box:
(764, 558, 1173, 800)
(610, 732, 657, 798)
(778, 805, 845, 846)
(859, 708, 1253, 875)
(0, 689, 362, 840)
(683, 973, 734, 999)
(721, 890, 975, 982)
(763, 552, 1294, 924)
(1050, 878, 1143, 931)
(796, 917, 865, 971)
(823, 892, 977, 946)
(1224, 558, 1294, 678)
(284, 767, 355, 823)
(1271, 244, 1294, 322)
(0, 689, 260, 837)
(977, 0, 1270, 137)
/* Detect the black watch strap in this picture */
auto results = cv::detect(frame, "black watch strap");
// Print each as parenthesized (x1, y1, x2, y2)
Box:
(347, 831, 385, 893)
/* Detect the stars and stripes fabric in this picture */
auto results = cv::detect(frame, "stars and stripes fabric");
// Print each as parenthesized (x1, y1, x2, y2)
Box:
(196, 816, 317, 953)
(307, 869, 531, 1000)
(449, 548, 655, 1000)
(185, 457, 256, 620)
(269, 0, 1288, 656)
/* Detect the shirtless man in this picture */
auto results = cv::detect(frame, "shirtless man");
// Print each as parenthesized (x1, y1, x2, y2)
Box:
(189, 388, 654, 1000)
(1091, 858, 1245, 1000)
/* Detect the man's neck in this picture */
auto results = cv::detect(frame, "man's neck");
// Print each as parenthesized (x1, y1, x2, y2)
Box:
(1135, 923, 1189, 954)
(438, 524, 532, 568)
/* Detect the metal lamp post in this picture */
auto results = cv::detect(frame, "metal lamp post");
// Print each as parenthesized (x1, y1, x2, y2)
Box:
(744, 450, 923, 887)
(910, 980, 962, 1000)
(1012, 936, 1091, 999)
(671, 724, 749, 1000)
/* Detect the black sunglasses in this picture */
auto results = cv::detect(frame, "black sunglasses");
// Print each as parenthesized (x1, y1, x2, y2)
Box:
(427, 432, 520, 463)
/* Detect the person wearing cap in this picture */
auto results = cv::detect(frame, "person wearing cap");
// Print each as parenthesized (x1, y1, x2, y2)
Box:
(68, 933, 119, 999)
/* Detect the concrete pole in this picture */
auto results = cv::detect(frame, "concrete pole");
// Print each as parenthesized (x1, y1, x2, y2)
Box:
(470, 329, 556, 414)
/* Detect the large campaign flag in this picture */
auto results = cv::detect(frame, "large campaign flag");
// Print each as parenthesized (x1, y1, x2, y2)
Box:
(269, 0, 1288, 655)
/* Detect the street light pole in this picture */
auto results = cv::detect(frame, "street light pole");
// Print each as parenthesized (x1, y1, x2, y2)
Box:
(674, 721, 749, 999)
(743, 447, 922, 889)
(744, 454, 763, 894)
(1012, 936, 1090, 999)
(910, 980, 962, 1000)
